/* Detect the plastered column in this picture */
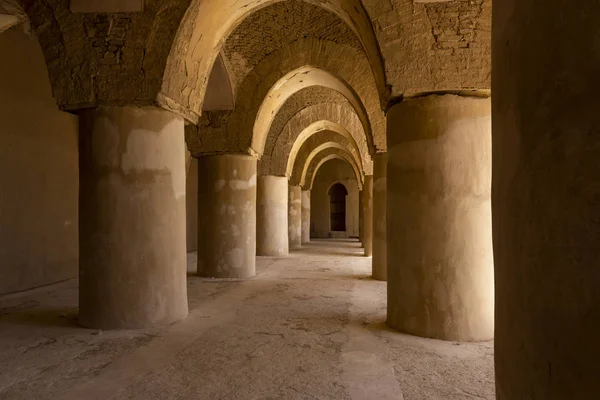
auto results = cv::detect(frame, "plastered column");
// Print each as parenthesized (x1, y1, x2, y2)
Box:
(288, 185, 302, 249)
(363, 175, 374, 257)
(372, 154, 387, 280)
(358, 190, 364, 244)
(386, 95, 494, 342)
(78, 106, 188, 330)
(197, 154, 256, 278)
(257, 175, 289, 256)
(494, 2, 600, 398)
(301, 189, 311, 244)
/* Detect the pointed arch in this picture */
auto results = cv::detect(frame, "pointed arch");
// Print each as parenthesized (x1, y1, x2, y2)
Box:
(286, 121, 363, 178)
(264, 103, 372, 177)
(161, 0, 387, 119)
(307, 153, 362, 191)
(294, 143, 362, 190)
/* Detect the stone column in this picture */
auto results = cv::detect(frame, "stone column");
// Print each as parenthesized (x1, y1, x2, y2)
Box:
(386, 94, 493, 342)
(363, 175, 374, 257)
(197, 154, 256, 278)
(186, 157, 199, 252)
(301, 189, 311, 244)
(288, 185, 302, 249)
(358, 190, 364, 244)
(78, 106, 188, 330)
(372, 154, 387, 280)
(257, 175, 289, 256)
(494, 2, 600, 398)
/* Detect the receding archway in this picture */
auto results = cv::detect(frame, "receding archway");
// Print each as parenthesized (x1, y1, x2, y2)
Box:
(161, 0, 387, 118)
(253, 66, 371, 156)
(328, 183, 348, 232)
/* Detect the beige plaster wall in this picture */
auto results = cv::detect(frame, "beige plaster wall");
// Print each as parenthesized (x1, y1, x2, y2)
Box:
(310, 159, 359, 238)
(0, 27, 78, 295)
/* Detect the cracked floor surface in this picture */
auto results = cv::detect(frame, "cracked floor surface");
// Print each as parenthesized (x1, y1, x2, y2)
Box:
(0, 239, 495, 399)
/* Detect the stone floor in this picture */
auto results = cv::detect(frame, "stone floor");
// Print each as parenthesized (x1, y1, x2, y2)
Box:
(0, 239, 495, 400)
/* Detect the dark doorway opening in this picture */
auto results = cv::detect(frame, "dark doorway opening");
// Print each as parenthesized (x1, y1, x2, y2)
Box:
(328, 183, 348, 232)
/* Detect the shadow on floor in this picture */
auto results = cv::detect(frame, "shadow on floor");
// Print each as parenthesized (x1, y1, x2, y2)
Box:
(0, 307, 79, 328)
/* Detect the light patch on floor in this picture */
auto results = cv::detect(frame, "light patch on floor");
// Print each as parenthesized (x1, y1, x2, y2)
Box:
(0, 239, 494, 399)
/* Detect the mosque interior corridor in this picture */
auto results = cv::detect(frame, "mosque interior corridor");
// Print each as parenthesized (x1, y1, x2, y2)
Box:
(0, 0, 597, 398)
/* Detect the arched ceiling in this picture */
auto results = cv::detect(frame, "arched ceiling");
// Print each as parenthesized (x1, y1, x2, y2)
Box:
(313, 156, 360, 191)
(222, 0, 363, 95)
(20, 0, 491, 122)
(264, 103, 371, 178)
(287, 123, 363, 178)
(193, 39, 385, 155)
(266, 86, 351, 152)
(292, 140, 362, 189)
(304, 148, 363, 190)
(161, 0, 388, 118)
(253, 66, 370, 156)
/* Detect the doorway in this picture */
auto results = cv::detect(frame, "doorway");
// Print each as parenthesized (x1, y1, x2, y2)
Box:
(328, 183, 348, 232)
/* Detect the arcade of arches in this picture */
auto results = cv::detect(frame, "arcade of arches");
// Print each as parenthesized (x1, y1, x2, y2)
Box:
(0, 0, 597, 399)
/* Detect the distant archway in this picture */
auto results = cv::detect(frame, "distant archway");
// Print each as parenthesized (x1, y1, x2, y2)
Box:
(328, 183, 348, 232)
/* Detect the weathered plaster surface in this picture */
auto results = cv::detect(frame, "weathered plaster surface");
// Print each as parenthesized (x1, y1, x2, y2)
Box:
(301, 189, 311, 243)
(362, 175, 373, 257)
(386, 94, 493, 341)
(197, 154, 257, 279)
(288, 185, 303, 249)
(257, 176, 289, 256)
(78, 106, 188, 330)
(372, 153, 387, 280)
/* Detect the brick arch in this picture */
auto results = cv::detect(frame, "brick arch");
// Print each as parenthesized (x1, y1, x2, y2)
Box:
(290, 131, 363, 188)
(264, 86, 352, 164)
(263, 103, 372, 177)
(286, 123, 363, 179)
(161, 0, 387, 119)
(304, 149, 362, 191)
(252, 66, 370, 156)
(291, 142, 362, 190)
(195, 39, 385, 156)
